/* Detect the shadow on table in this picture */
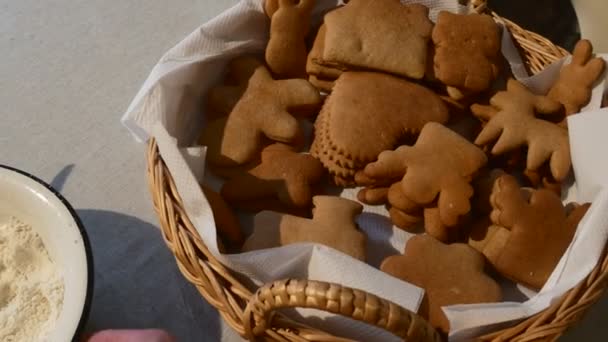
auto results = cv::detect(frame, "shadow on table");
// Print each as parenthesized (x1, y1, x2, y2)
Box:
(77, 209, 221, 341)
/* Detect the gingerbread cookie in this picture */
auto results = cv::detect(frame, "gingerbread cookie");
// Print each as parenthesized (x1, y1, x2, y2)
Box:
(472, 79, 571, 181)
(387, 182, 422, 215)
(266, 0, 315, 78)
(201, 185, 244, 247)
(389, 206, 423, 232)
(472, 169, 506, 214)
(306, 24, 345, 82)
(308, 75, 335, 93)
(205, 56, 268, 116)
(363, 122, 487, 235)
(381, 235, 502, 334)
(323, 0, 433, 79)
(432, 12, 501, 98)
(357, 186, 389, 206)
(221, 144, 324, 210)
(311, 72, 449, 185)
(200, 57, 321, 167)
(264, 0, 280, 17)
(242, 196, 366, 260)
(472, 174, 590, 289)
(548, 39, 605, 116)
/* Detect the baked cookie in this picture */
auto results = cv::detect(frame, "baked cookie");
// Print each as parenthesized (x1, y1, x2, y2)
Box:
(266, 0, 316, 78)
(362, 122, 487, 240)
(323, 0, 433, 79)
(201, 185, 244, 247)
(432, 12, 501, 99)
(381, 235, 502, 334)
(470, 174, 590, 289)
(548, 39, 605, 116)
(310, 72, 449, 185)
(472, 79, 570, 181)
(200, 57, 321, 167)
(243, 196, 366, 260)
(221, 144, 325, 210)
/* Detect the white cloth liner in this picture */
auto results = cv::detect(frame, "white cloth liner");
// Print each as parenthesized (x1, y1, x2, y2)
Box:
(122, 0, 608, 340)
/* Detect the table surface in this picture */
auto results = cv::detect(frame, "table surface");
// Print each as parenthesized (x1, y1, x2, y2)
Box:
(0, 1, 605, 341)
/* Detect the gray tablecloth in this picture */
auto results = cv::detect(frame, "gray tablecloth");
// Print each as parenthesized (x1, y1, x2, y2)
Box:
(0, 0, 604, 340)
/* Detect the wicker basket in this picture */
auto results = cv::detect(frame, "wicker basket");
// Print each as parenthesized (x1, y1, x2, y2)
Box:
(146, 1, 608, 340)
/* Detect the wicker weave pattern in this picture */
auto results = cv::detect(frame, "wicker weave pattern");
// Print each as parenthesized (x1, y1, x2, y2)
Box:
(471, 0, 568, 74)
(243, 279, 442, 341)
(146, 1, 608, 341)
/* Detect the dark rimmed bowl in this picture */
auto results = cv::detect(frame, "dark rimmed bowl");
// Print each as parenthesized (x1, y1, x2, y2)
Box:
(0, 165, 93, 341)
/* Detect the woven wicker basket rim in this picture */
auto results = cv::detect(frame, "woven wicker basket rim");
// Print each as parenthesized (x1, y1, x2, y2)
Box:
(146, 1, 608, 341)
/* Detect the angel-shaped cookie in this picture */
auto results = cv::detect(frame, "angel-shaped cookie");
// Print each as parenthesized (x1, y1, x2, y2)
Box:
(242, 196, 366, 260)
(548, 39, 605, 116)
(200, 57, 321, 167)
(469, 174, 590, 289)
(472, 79, 571, 181)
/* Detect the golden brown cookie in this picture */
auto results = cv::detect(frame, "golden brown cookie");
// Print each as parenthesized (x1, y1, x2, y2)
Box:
(306, 23, 345, 81)
(472, 174, 590, 289)
(311, 72, 449, 176)
(389, 206, 423, 232)
(205, 56, 265, 116)
(266, 0, 316, 78)
(523, 167, 562, 195)
(242, 196, 366, 260)
(200, 57, 321, 167)
(472, 169, 506, 214)
(432, 12, 501, 98)
(387, 182, 422, 215)
(548, 39, 605, 116)
(201, 185, 244, 247)
(363, 122, 487, 232)
(356, 186, 389, 205)
(264, 0, 280, 17)
(221, 144, 325, 210)
(472, 79, 570, 181)
(308, 74, 335, 93)
(381, 235, 502, 334)
(323, 0, 433, 79)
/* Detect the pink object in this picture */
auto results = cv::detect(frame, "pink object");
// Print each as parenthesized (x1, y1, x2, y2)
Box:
(86, 329, 176, 342)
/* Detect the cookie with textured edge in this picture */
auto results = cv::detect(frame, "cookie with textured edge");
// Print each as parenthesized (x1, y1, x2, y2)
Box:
(316, 72, 449, 166)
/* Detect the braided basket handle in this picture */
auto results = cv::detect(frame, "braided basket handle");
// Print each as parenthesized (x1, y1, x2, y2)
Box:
(469, 0, 488, 14)
(243, 279, 442, 341)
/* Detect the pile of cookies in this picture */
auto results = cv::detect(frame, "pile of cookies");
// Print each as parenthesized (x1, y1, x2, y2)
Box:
(196, 0, 605, 334)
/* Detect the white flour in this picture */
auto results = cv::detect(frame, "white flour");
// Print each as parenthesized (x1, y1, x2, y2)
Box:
(0, 216, 64, 341)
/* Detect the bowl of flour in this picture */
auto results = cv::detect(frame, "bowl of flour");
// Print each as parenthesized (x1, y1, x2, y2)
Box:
(0, 165, 93, 341)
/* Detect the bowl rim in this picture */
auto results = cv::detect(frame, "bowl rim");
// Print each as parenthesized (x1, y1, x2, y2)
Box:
(0, 164, 94, 341)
